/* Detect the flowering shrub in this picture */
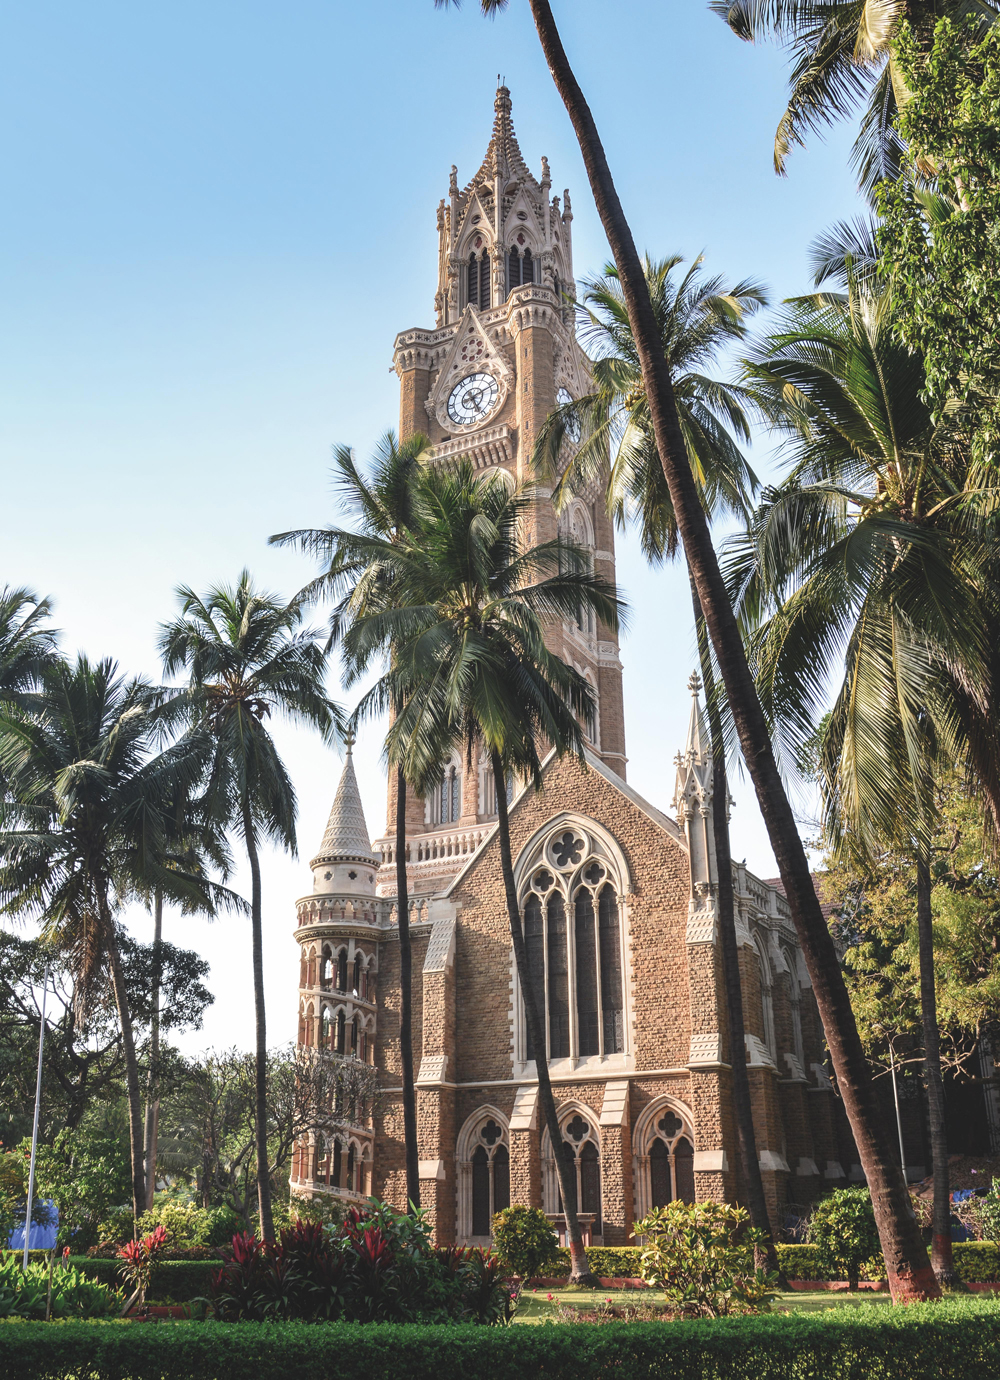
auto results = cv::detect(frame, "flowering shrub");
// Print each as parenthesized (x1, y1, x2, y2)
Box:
(633, 1201, 775, 1317)
(209, 1204, 516, 1324)
(117, 1224, 170, 1306)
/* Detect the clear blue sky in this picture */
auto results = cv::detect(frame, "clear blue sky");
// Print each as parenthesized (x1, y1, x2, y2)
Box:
(1, 1, 863, 1054)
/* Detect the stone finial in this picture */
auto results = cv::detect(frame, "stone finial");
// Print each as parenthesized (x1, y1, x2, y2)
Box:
(449, 164, 459, 196)
(562, 188, 573, 221)
(541, 155, 551, 188)
(688, 670, 702, 696)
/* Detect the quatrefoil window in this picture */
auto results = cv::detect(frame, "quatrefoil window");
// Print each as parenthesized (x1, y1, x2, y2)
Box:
(565, 1115, 590, 1143)
(552, 831, 585, 869)
(480, 1119, 502, 1146)
(658, 1112, 683, 1139)
(533, 869, 554, 892)
(583, 862, 605, 886)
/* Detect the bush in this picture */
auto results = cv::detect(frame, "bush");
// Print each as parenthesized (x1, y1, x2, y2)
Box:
(775, 1244, 830, 1280)
(136, 1203, 241, 1250)
(808, 1188, 883, 1290)
(490, 1206, 559, 1280)
(633, 1200, 776, 1317)
(776, 1239, 1000, 1284)
(4, 1302, 1000, 1378)
(0, 1254, 120, 1319)
(209, 1207, 516, 1324)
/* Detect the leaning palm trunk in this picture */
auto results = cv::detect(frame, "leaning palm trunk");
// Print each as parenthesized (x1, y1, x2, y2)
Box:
(102, 901, 146, 1223)
(692, 592, 779, 1277)
(522, 0, 937, 1300)
(395, 766, 421, 1211)
(916, 847, 956, 1286)
(242, 798, 274, 1242)
(142, 886, 163, 1212)
(491, 752, 597, 1286)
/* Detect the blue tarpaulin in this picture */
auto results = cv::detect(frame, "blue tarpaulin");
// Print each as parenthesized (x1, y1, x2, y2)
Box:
(7, 1201, 59, 1252)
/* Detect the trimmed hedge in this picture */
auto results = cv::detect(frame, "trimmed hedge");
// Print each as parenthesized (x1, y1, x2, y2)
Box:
(65, 1258, 217, 1303)
(4, 1302, 1000, 1378)
(550, 1246, 644, 1277)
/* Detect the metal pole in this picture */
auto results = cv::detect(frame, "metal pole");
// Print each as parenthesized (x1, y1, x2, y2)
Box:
(889, 1045, 908, 1184)
(22, 960, 50, 1271)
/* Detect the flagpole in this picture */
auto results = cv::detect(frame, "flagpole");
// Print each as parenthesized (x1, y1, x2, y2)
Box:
(22, 960, 50, 1271)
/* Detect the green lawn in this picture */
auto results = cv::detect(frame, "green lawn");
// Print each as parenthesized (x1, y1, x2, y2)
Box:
(514, 1285, 894, 1323)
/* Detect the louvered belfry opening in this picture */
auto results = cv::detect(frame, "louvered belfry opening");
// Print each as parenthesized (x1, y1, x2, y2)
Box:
(468, 251, 491, 310)
(506, 247, 533, 297)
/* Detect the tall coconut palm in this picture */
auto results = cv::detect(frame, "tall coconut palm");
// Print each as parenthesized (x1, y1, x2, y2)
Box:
(0, 656, 217, 1219)
(344, 461, 623, 1284)
(270, 432, 433, 1213)
(535, 254, 781, 1265)
(447, 0, 938, 1299)
(159, 573, 341, 1240)
(710, 0, 1000, 197)
(728, 269, 998, 1283)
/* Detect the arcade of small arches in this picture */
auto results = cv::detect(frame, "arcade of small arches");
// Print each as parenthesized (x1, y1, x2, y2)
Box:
(514, 821, 629, 1066)
(464, 235, 538, 311)
(298, 940, 377, 1064)
(293, 1132, 373, 1200)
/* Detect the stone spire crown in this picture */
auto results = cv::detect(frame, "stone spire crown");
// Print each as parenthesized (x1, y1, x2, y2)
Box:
(673, 672, 713, 819)
(311, 736, 378, 893)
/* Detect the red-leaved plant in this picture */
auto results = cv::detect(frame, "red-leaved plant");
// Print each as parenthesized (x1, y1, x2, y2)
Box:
(117, 1224, 169, 1312)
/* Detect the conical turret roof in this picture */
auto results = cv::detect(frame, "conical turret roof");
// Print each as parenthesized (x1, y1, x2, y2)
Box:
(312, 738, 378, 867)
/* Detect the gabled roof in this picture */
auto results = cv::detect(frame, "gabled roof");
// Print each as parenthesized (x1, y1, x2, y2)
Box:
(442, 747, 685, 898)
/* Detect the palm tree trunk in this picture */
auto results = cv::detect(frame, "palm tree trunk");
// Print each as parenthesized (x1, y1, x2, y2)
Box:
(691, 588, 779, 1276)
(242, 797, 274, 1242)
(396, 765, 421, 1212)
(523, 0, 938, 1302)
(101, 901, 146, 1224)
(142, 886, 162, 1213)
(491, 751, 598, 1287)
(916, 846, 956, 1286)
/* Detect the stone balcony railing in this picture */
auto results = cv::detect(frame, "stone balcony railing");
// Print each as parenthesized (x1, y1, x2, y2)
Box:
(374, 823, 493, 872)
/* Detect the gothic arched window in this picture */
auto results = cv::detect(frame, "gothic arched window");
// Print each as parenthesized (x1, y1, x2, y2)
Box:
(435, 763, 462, 825)
(352, 954, 361, 996)
(336, 1009, 346, 1056)
(516, 823, 628, 1064)
(468, 251, 491, 310)
(458, 1111, 511, 1241)
(754, 935, 776, 1061)
(543, 1111, 602, 1230)
(507, 246, 534, 295)
(633, 1102, 697, 1217)
(337, 950, 348, 993)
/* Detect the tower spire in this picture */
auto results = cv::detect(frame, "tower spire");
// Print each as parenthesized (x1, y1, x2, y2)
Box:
(313, 734, 378, 871)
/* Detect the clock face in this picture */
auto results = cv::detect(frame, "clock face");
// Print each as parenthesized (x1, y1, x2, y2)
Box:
(448, 371, 500, 426)
(557, 387, 582, 443)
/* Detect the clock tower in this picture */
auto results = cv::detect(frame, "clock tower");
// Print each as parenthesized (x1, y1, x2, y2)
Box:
(375, 85, 627, 894)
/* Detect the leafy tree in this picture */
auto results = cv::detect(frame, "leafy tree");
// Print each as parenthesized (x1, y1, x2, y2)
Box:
(0, 656, 219, 1219)
(826, 771, 1000, 1072)
(447, 0, 937, 1298)
(0, 932, 212, 1145)
(0, 586, 58, 705)
(159, 573, 341, 1239)
(347, 461, 620, 1284)
(711, 0, 1000, 197)
(536, 253, 780, 1269)
(270, 433, 433, 1213)
(155, 1046, 370, 1226)
(879, 18, 1000, 461)
(808, 1187, 883, 1289)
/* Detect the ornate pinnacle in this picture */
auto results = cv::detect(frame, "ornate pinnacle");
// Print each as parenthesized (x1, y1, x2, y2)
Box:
(688, 670, 702, 696)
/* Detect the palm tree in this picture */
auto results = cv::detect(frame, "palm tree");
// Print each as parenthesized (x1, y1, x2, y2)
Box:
(0, 587, 58, 703)
(159, 572, 341, 1240)
(270, 432, 433, 1213)
(0, 656, 216, 1219)
(344, 461, 623, 1285)
(450, 0, 938, 1300)
(729, 269, 998, 1283)
(536, 254, 781, 1266)
(710, 0, 1000, 197)
(141, 794, 237, 1210)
